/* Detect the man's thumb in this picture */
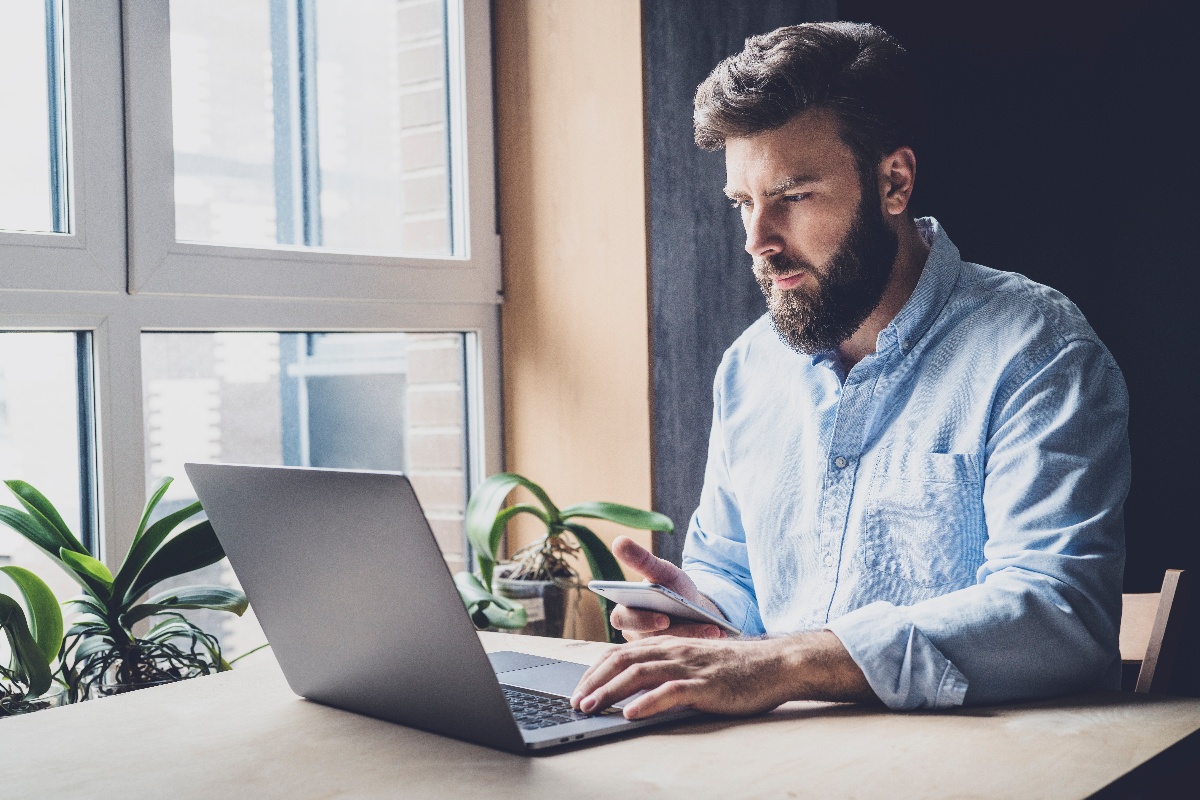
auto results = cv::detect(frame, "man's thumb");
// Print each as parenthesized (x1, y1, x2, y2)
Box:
(612, 535, 683, 585)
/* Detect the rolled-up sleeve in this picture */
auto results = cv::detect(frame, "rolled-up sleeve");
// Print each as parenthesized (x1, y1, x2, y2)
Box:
(682, 367, 764, 636)
(828, 339, 1128, 709)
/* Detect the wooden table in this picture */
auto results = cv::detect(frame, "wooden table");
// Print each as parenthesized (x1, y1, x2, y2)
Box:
(5, 632, 1199, 799)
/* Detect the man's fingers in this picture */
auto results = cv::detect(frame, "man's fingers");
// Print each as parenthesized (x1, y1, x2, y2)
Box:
(612, 535, 686, 586)
(573, 644, 620, 696)
(622, 678, 702, 719)
(576, 658, 685, 715)
(571, 639, 674, 708)
(610, 605, 670, 633)
(662, 622, 726, 639)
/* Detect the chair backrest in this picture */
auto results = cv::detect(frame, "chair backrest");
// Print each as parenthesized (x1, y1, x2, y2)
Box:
(1120, 569, 1191, 693)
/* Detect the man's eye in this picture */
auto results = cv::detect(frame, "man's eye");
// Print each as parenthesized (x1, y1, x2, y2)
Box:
(783, 193, 810, 203)
(729, 199, 751, 210)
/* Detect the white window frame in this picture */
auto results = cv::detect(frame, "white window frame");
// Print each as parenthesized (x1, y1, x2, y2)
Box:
(0, 0, 503, 571)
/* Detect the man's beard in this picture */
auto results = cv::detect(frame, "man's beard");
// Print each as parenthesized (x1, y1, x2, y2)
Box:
(753, 193, 899, 355)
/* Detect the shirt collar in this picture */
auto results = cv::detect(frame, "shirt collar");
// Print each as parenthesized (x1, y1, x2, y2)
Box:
(808, 216, 962, 369)
(883, 216, 962, 357)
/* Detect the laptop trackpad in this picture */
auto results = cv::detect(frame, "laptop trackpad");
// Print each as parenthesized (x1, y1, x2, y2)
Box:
(493, 653, 639, 709)
(502, 660, 598, 698)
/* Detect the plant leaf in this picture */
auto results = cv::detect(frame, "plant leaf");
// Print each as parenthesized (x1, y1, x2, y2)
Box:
(70, 633, 115, 662)
(65, 621, 108, 639)
(0, 507, 105, 598)
(0, 506, 64, 559)
(124, 520, 226, 606)
(452, 571, 527, 630)
(121, 585, 248, 626)
(0, 595, 53, 697)
(111, 500, 202, 608)
(561, 502, 675, 533)
(65, 594, 108, 618)
(133, 477, 174, 546)
(562, 522, 626, 643)
(228, 643, 270, 665)
(0, 566, 63, 664)
(4, 480, 87, 554)
(475, 504, 549, 592)
(466, 475, 561, 587)
(58, 548, 114, 592)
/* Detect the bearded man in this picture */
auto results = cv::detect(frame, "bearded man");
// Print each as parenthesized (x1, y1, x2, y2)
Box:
(571, 22, 1129, 716)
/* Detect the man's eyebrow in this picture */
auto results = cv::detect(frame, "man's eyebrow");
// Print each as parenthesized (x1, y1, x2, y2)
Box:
(764, 174, 818, 196)
(723, 175, 819, 200)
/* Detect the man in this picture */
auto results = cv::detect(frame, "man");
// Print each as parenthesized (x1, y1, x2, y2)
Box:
(571, 22, 1128, 718)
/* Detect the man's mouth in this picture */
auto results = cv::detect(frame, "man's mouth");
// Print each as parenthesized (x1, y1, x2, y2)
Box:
(771, 271, 806, 291)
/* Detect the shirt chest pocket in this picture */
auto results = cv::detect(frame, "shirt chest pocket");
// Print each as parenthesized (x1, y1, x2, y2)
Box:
(860, 452, 985, 590)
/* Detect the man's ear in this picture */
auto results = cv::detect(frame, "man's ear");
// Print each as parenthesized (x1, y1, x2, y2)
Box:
(879, 146, 917, 216)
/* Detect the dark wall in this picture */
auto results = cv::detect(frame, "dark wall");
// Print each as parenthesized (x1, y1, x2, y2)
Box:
(644, 0, 837, 564)
(841, 0, 1200, 695)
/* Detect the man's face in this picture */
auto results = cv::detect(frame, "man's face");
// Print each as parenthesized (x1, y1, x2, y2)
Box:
(725, 109, 899, 354)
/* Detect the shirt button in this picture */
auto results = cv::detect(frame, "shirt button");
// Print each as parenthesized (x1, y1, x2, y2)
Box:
(833, 456, 848, 469)
(823, 553, 835, 567)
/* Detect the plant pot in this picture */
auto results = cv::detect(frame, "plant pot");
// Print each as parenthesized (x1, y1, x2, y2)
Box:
(0, 687, 70, 718)
(494, 568, 581, 639)
(85, 676, 179, 701)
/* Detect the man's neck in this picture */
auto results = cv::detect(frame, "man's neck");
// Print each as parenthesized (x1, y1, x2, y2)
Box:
(836, 218, 931, 371)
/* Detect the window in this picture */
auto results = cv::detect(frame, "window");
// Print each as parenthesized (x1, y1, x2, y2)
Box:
(0, 0, 67, 234)
(0, 332, 94, 603)
(0, 0, 501, 658)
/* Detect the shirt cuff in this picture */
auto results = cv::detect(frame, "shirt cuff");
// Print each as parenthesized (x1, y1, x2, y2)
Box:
(686, 568, 764, 636)
(826, 601, 968, 710)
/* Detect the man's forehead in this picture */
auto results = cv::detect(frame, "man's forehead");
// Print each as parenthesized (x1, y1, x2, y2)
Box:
(723, 109, 854, 193)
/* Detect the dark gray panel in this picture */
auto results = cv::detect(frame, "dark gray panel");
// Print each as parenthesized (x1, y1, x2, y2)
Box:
(644, 1, 836, 564)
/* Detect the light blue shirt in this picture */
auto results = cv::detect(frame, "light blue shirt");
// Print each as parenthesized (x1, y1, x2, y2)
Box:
(682, 218, 1128, 710)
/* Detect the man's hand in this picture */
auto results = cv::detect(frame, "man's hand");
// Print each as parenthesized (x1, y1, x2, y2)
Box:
(570, 631, 876, 719)
(607, 536, 730, 640)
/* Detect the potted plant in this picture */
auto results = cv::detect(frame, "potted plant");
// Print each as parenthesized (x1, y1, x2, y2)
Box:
(454, 472, 673, 643)
(0, 566, 64, 716)
(0, 477, 247, 701)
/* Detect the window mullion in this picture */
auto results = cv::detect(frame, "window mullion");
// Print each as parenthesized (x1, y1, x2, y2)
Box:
(44, 0, 69, 233)
(74, 331, 98, 553)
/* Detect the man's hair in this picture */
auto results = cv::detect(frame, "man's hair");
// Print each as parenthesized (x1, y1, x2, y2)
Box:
(693, 22, 923, 179)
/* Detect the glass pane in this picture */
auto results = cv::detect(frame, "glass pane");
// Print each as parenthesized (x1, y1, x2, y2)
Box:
(0, 332, 87, 606)
(169, 1, 277, 247)
(170, 0, 455, 256)
(0, 0, 68, 234)
(141, 331, 469, 658)
(313, 0, 452, 254)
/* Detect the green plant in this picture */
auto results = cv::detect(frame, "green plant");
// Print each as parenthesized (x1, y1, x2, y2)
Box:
(455, 472, 674, 642)
(0, 478, 247, 701)
(0, 567, 63, 716)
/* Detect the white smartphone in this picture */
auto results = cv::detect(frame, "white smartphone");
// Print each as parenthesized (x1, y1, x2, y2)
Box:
(587, 580, 743, 636)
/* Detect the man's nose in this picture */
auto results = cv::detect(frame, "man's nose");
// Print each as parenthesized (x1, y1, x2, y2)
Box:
(743, 206, 783, 260)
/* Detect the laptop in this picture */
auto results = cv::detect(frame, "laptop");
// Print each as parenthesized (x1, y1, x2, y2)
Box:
(184, 463, 695, 753)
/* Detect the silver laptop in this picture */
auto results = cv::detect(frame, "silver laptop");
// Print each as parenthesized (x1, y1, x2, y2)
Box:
(185, 463, 695, 753)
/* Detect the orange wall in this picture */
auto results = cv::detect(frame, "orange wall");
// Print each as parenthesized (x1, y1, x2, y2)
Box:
(494, 0, 652, 614)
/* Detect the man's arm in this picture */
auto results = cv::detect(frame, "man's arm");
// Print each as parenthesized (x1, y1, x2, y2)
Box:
(829, 339, 1128, 708)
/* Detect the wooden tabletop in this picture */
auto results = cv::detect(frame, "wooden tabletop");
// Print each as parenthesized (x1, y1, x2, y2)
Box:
(4, 632, 1199, 799)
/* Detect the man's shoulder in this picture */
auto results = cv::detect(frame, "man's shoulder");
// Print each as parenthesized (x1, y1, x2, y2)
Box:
(950, 260, 1105, 353)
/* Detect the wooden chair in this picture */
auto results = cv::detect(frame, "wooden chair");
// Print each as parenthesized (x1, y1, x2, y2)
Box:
(1120, 569, 1191, 693)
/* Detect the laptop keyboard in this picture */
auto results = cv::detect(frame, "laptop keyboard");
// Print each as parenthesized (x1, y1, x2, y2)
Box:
(502, 686, 618, 730)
